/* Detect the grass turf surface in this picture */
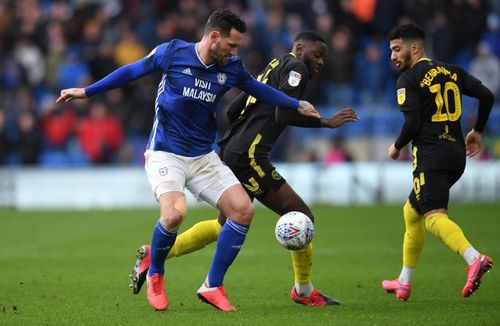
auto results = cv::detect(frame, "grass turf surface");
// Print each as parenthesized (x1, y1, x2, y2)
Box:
(1, 204, 499, 325)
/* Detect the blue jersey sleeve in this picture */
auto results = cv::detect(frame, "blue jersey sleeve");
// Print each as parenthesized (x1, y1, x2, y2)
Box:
(236, 61, 299, 110)
(85, 42, 171, 97)
(141, 42, 172, 71)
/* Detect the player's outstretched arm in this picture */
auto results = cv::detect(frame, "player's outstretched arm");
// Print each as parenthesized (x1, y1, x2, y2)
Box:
(240, 77, 312, 114)
(56, 59, 154, 104)
(275, 107, 358, 128)
(56, 88, 88, 103)
(320, 108, 358, 128)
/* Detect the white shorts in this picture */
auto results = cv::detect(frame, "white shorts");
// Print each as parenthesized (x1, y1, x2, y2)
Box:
(144, 150, 240, 207)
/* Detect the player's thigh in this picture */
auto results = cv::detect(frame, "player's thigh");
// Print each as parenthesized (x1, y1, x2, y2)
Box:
(144, 149, 187, 200)
(259, 182, 314, 221)
(186, 151, 241, 207)
(410, 170, 454, 214)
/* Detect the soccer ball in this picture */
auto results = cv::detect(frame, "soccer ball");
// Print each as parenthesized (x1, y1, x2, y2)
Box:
(275, 211, 314, 250)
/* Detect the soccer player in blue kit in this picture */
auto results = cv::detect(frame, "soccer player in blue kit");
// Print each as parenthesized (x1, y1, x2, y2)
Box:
(56, 9, 319, 312)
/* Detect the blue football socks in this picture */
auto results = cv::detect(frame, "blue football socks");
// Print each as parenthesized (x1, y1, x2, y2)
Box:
(149, 220, 177, 276)
(207, 219, 249, 287)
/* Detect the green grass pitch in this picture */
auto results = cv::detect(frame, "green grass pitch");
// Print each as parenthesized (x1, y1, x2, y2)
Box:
(1, 204, 499, 325)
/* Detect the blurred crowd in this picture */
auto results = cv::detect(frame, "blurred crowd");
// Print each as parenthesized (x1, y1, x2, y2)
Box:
(0, 0, 499, 166)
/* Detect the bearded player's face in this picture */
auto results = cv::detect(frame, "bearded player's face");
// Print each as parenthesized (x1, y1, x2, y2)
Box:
(390, 39, 412, 71)
(301, 41, 327, 78)
(210, 29, 243, 65)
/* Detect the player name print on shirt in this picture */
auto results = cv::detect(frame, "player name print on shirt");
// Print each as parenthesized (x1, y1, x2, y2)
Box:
(288, 71, 301, 87)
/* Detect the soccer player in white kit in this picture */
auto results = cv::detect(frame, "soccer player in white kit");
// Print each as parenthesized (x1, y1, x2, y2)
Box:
(56, 8, 319, 312)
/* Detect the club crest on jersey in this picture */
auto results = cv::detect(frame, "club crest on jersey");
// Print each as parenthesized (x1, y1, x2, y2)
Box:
(288, 71, 301, 87)
(397, 88, 406, 105)
(271, 170, 282, 180)
(217, 73, 227, 85)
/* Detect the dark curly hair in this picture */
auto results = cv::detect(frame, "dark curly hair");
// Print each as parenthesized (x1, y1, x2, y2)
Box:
(205, 8, 247, 36)
(387, 23, 425, 42)
(294, 30, 326, 45)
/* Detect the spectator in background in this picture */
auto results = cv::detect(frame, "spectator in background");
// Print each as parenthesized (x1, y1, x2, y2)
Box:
(104, 89, 135, 133)
(14, 37, 45, 86)
(330, 0, 361, 35)
(15, 111, 41, 165)
(482, 12, 500, 58)
(323, 138, 351, 165)
(156, 13, 181, 43)
(356, 37, 388, 105)
(315, 11, 333, 38)
(14, 0, 45, 49)
(351, 0, 377, 34)
(41, 100, 76, 150)
(0, 55, 24, 118)
(448, 0, 489, 66)
(57, 47, 91, 90)
(235, 10, 266, 77)
(45, 21, 67, 89)
(13, 86, 36, 115)
(77, 101, 124, 164)
(373, 0, 403, 38)
(176, 13, 201, 41)
(298, 149, 319, 163)
(430, 11, 456, 62)
(256, 9, 288, 61)
(88, 40, 118, 81)
(113, 20, 147, 66)
(323, 26, 356, 107)
(470, 41, 500, 97)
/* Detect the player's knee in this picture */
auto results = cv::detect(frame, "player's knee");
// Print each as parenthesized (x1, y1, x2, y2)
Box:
(231, 201, 254, 225)
(403, 201, 422, 224)
(160, 209, 185, 230)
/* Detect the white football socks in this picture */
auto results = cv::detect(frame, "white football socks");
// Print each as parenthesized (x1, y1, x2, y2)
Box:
(463, 247, 480, 265)
(398, 266, 414, 285)
(294, 282, 314, 297)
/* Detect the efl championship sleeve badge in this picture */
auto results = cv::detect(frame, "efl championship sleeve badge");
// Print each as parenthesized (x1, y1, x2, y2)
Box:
(397, 88, 406, 105)
(288, 71, 302, 87)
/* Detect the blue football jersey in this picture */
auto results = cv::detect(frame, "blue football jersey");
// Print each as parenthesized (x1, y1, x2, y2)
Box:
(84, 38, 299, 157)
(142, 39, 256, 157)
